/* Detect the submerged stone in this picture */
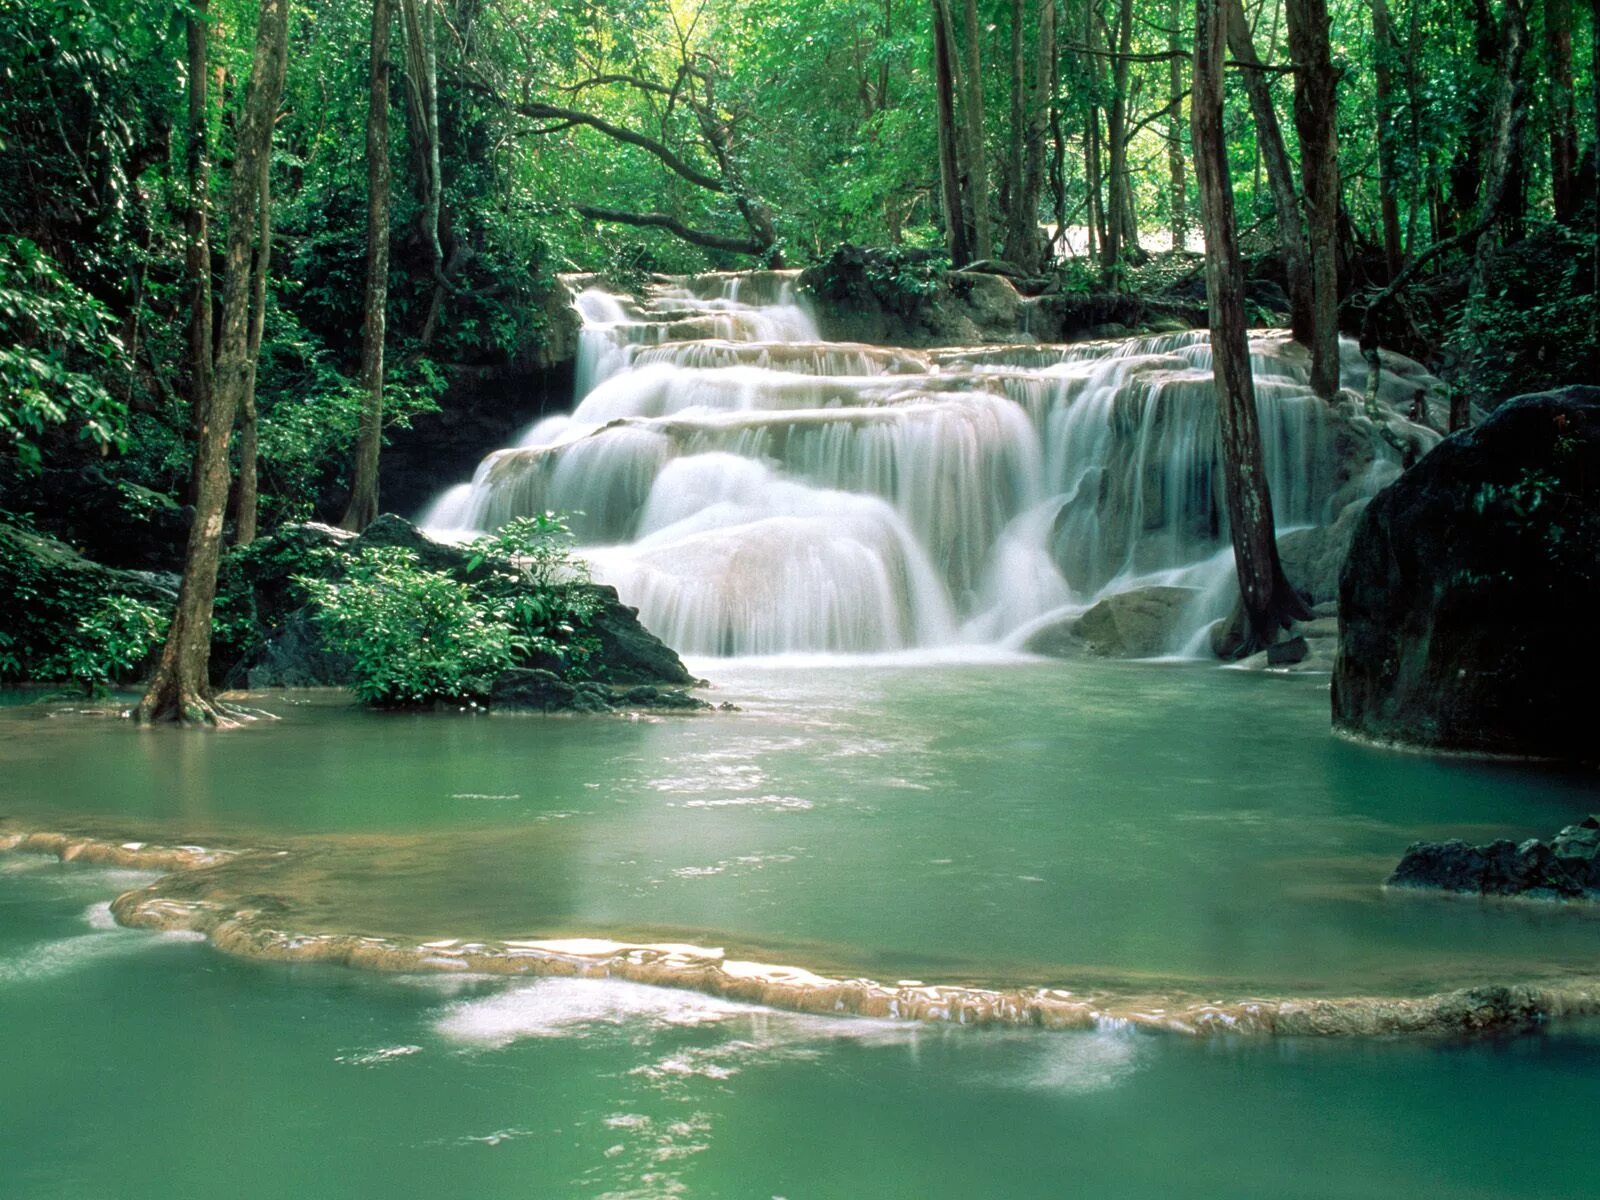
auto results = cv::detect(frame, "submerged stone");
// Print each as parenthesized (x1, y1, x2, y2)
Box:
(1388, 817, 1600, 899)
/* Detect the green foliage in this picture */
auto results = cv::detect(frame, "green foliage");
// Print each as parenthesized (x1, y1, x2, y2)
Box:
(211, 531, 344, 674)
(298, 546, 524, 707)
(49, 595, 169, 696)
(0, 238, 128, 470)
(296, 516, 601, 706)
(0, 517, 170, 685)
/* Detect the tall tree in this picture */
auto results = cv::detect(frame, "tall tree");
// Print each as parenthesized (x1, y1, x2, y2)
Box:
(1286, 0, 1341, 400)
(1166, 0, 1188, 253)
(1546, 0, 1579, 223)
(1194, 0, 1310, 656)
(342, 0, 394, 533)
(1225, 0, 1313, 341)
(232, 121, 276, 547)
(136, 0, 291, 725)
(959, 0, 991, 260)
(1000, 0, 1054, 272)
(1102, 0, 1137, 274)
(1370, 0, 1404, 275)
(183, 3, 213, 480)
(932, 0, 974, 264)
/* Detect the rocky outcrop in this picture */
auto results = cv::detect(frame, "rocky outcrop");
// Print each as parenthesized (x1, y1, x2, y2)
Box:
(1277, 498, 1369, 607)
(488, 668, 712, 714)
(1333, 386, 1600, 760)
(0, 521, 179, 680)
(220, 516, 700, 698)
(1025, 585, 1199, 658)
(1389, 817, 1600, 899)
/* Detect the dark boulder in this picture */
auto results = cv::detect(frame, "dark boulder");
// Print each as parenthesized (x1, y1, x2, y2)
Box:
(489, 668, 710, 714)
(1333, 386, 1600, 761)
(1388, 816, 1600, 899)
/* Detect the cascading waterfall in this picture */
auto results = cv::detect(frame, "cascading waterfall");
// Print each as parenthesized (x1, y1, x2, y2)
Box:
(423, 271, 1437, 657)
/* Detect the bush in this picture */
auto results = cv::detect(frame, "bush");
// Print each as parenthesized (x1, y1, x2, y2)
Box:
(297, 546, 524, 707)
(49, 595, 169, 695)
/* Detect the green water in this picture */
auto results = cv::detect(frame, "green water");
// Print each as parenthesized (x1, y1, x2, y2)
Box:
(2, 659, 1595, 993)
(3, 858, 1599, 1200)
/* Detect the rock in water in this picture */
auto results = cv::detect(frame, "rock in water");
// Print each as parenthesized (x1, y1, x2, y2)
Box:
(1333, 386, 1600, 761)
(1388, 816, 1600, 899)
(1024, 585, 1199, 658)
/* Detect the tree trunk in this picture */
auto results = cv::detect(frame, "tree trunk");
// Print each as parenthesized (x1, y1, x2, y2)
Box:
(1453, 0, 1530, 430)
(1001, 0, 1053, 272)
(960, 0, 991, 260)
(1002, 0, 1025, 255)
(184, 4, 213, 491)
(1048, 0, 1067, 261)
(1547, 0, 1579, 223)
(343, 0, 393, 533)
(136, 0, 290, 726)
(932, 0, 972, 265)
(1371, 0, 1404, 276)
(1193, 0, 1309, 657)
(1167, 0, 1188, 253)
(232, 127, 276, 548)
(1286, 0, 1341, 400)
(1103, 0, 1134, 276)
(400, 0, 444, 280)
(1225, 0, 1312, 341)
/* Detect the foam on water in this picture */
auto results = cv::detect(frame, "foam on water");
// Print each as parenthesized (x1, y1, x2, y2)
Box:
(435, 978, 769, 1047)
(424, 274, 1439, 658)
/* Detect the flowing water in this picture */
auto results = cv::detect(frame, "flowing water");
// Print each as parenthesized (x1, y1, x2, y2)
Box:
(3, 278, 1592, 1195)
(423, 272, 1435, 656)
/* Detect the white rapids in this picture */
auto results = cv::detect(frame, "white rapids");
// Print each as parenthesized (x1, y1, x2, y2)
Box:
(422, 270, 1440, 658)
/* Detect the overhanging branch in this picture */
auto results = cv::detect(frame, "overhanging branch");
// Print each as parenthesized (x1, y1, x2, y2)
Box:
(575, 205, 765, 256)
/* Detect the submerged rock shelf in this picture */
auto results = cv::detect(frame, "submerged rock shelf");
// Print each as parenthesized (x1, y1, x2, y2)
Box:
(7, 824, 1599, 1040)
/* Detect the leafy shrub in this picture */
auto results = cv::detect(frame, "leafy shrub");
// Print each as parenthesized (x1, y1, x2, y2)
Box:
(297, 546, 524, 707)
(465, 513, 602, 675)
(49, 595, 169, 696)
(0, 238, 128, 470)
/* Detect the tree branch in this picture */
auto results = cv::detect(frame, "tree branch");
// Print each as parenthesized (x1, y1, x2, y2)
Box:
(575, 205, 764, 256)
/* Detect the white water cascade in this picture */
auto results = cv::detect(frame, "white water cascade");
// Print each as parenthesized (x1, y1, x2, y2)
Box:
(423, 271, 1438, 657)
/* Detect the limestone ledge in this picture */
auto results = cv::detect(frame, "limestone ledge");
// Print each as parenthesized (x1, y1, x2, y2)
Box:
(6, 826, 1600, 1039)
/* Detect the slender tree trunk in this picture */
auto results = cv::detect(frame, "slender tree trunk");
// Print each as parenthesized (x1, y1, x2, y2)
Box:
(1167, 0, 1188, 252)
(1002, 0, 1025, 254)
(1453, 0, 1530, 430)
(232, 129, 276, 548)
(343, 0, 393, 533)
(1194, 0, 1309, 657)
(1547, 0, 1579, 222)
(1225, 0, 1313, 340)
(400, 0, 443, 279)
(1001, 0, 1053, 271)
(932, 0, 974, 265)
(1286, 0, 1341, 400)
(136, 0, 291, 726)
(1371, 0, 1404, 275)
(960, 0, 991, 259)
(1048, 0, 1067, 261)
(184, 5, 213, 489)
(1103, 0, 1134, 276)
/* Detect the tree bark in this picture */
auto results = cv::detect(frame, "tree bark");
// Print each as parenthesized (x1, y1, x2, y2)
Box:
(1001, 0, 1054, 272)
(1286, 0, 1341, 400)
(932, 0, 973, 265)
(232, 119, 276, 548)
(136, 0, 290, 726)
(1167, 0, 1188, 252)
(342, 0, 393, 534)
(1371, 0, 1404, 276)
(1225, 0, 1312, 340)
(1103, 0, 1135, 276)
(400, 0, 444, 281)
(1546, 0, 1579, 223)
(184, 4, 213, 491)
(960, 0, 991, 260)
(1193, 0, 1309, 657)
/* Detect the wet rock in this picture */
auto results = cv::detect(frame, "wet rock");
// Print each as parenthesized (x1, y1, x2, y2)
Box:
(489, 668, 710, 714)
(1025, 585, 1199, 659)
(1276, 498, 1369, 607)
(1333, 386, 1600, 760)
(1388, 816, 1600, 899)
(1266, 636, 1309, 666)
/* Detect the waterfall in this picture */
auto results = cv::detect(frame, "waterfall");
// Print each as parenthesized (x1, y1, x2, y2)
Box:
(422, 272, 1436, 657)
